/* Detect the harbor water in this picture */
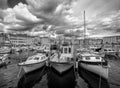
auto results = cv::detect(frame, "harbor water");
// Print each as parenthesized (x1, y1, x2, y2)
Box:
(0, 54, 120, 88)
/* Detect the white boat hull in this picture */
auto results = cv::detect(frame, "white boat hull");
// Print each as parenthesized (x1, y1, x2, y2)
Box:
(50, 61, 74, 74)
(79, 62, 109, 79)
(21, 60, 46, 73)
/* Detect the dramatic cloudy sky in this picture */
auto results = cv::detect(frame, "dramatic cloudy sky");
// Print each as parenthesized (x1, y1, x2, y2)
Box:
(0, 0, 120, 37)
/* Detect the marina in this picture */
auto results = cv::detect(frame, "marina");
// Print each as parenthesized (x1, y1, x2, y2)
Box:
(0, 0, 120, 88)
(0, 51, 120, 88)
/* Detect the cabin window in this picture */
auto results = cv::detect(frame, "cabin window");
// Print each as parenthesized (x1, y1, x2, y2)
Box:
(28, 57, 33, 60)
(69, 48, 71, 53)
(85, 57, 90, 60)
(104, 49, 107, 51)
(42, 56, 45, 60)
(96, 57, 100, 59)
(64, 48, 68, 53)
(34, 57, 39, 60)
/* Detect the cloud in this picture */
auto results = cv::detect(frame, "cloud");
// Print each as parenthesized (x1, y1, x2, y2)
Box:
(27, 0, 60, 13)
(84, 10, 120, 37)
(0, 23, 4, 31)
(73, 0, 120, 19)
(13, 3, 45, 27)
(26, 0, 78, 26)
(0, 0, 79, 34)
(13, 3, 40, 22)
(1, 0, 119, 37)
(0, 3, 44, 32)
(0, 9, 6, 20)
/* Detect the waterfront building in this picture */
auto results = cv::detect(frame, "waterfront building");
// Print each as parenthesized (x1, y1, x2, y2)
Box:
(103, 35, 120, 52)
(7, 33, 35, 49)
(40, 37, 51, 51)
(77, 38, 103, 50)
(0, 33, 11, 48)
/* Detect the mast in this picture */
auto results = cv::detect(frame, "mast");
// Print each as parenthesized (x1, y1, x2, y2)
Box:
(58, 35, 61, 60)
(83, 10, 86, 49)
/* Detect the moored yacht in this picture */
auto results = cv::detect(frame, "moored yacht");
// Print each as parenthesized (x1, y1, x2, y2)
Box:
(18, 53, 48, 73)
(78, 52, 110, 79)
(50, 42, 75, 74)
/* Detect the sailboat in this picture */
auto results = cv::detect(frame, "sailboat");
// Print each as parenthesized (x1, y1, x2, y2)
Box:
(50, 38, 75, 74)
(78, 11, 110, 79)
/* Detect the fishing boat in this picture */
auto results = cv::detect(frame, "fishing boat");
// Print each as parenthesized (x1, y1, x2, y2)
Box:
(18, 53, 48, 73)
(78, 52, 109, 79)
(50, 42, 74, 74)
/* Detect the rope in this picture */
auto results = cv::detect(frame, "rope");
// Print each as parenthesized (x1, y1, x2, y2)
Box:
(17, 66, 23, 78)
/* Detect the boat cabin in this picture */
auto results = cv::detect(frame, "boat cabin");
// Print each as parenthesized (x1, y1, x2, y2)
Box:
(80, 53, 104, 62)
(27, 54, 47, 62)
(59, 42, 74, 62)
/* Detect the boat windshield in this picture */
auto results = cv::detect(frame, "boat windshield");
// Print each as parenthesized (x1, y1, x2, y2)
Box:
(28, 57, 33, 60)
(96, 56, 100, 59)
(84, 56, 102, 61)
(85, 56, 90, 60)
(34, 57, 40, 60)
(41, 56, 46, 60)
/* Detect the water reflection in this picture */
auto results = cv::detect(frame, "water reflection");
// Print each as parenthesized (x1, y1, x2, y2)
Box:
(17, 66, 47, 88)
(78, 66, 110, 88)
(47, 67, 76, 88)
(17, 65, 110, 88)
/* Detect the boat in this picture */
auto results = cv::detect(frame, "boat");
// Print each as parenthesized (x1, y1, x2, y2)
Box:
(0, 47, 11, 54)
(78, 52, 109, 79)
(0, 54, 10, 67)
(77, 11, 109, 79)
(0, 58, 6, 68)
(50, 42, 74, 74)
(18, 53, 48, 73)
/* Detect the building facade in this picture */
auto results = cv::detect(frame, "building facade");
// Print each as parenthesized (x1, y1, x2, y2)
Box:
(103, 35, 120, 52)
(7, 33, 35, 48)
(0, 33, 11, 48)
(78, 38, 103, 50)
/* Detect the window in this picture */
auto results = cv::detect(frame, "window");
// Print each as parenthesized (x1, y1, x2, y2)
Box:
(43, 56, 45, 59)
(64, 48, 67, 53)
(96, 56, 100, 59)
(28, 57, 33, 60)
(104, 49, 107, 51)
(69, 48, 71, 53)
(41, 56, 45, 60)
(34, 57, 39, 60)
(85, 57, 90, 60)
